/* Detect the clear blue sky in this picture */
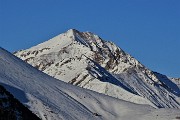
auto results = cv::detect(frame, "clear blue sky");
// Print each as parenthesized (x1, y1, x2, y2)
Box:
(0, 0, 180, 77)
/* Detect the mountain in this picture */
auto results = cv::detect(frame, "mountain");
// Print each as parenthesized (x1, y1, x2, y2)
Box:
(1, 47, 180, 120)
(14, 29, 180, 109)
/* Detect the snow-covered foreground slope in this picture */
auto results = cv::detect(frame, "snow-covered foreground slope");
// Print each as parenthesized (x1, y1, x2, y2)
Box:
(1, 48, 180, 120)
(15, 29, 180, 108)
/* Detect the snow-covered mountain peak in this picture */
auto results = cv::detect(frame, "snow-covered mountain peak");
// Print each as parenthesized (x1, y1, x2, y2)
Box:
(2, 47, 180, 120)
(14, 29, 180, 109)
(66, 28, 78, 37)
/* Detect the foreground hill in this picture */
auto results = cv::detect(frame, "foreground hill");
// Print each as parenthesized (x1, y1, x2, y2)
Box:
(15, 29, 180, 108)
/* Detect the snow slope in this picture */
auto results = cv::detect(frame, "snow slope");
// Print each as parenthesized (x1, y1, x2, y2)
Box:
(1, 47, 180, 120)
(15, 29, 180, 108)
(1, 46, 180, 120)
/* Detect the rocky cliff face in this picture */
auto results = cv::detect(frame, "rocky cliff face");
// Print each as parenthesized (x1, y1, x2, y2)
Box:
(14, 29, 180, 108)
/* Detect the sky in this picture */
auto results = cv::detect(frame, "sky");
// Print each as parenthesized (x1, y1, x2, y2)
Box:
(0, 0, 180, 77)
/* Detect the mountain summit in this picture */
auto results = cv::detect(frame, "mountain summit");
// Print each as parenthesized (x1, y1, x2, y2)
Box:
(15, 29, 180, 108)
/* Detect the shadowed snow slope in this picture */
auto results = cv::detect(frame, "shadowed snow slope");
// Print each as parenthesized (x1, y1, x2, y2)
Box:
(1, 48, 180, 120)
(15, 29, 180, 108)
